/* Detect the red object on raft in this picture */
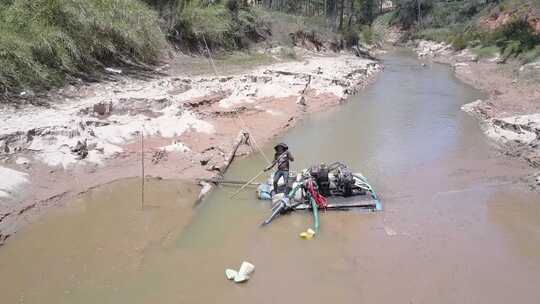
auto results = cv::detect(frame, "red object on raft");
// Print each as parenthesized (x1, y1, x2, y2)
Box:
(306, 180, 328, 210)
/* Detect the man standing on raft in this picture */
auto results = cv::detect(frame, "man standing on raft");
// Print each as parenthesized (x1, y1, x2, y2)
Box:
(265, 143, 294, 194)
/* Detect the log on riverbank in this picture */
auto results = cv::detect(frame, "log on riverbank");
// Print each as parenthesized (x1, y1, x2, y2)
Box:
(195, 131, 252, 205)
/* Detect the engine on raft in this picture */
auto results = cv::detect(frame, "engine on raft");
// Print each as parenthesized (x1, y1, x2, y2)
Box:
(257, 162, 381, 227)
(257, 162, 380, 206)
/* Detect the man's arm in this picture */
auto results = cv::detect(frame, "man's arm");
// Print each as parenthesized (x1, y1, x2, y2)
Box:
(264, 159, 277, 171)
(288, 151, 294, 162)
(265, 151, 289, 171)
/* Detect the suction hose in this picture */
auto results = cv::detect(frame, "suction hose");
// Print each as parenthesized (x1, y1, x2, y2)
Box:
(287, 183, 303, 200)
(309, 194, 320, 235)
(261, 183, 304, 226)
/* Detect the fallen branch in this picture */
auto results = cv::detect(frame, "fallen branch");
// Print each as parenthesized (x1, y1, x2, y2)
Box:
(220, 131, 250, 174)
(195, 130, 250, 206)
(194, 181, 214, 205)
(352, 45, 379, 61)
(296, 74, 312, 105)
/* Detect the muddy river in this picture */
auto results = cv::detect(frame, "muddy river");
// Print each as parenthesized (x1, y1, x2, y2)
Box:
(1, 50, 539, 304)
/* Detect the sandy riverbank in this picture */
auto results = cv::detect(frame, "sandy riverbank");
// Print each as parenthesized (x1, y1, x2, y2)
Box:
(0, 49, 382, 244)
(411, 40, 540, 188)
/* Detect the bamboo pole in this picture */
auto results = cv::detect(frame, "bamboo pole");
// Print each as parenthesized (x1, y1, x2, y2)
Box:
(248, 135, 271, 165)
(201, 33, 218, 77)
(197, 178, 261, 186)
(229, 150, 287, 199)
(230, 169, 267, 199)
(141, 129, 145, 210)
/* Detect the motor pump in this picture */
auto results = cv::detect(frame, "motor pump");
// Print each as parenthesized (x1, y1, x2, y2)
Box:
(309, 164, 330, 197)
(336, 166, 354, 197)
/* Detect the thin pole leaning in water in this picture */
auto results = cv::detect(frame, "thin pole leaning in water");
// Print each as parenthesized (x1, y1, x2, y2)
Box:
(230, 169, 266, 199)
(141, 129, 145, 210)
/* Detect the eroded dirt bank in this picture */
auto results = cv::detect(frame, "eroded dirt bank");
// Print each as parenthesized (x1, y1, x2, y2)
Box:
(411, 40, 540, 187)
(0, 50, 381, 244)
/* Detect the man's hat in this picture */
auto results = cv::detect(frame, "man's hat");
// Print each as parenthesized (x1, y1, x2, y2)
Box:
(274, 143, 288, 151)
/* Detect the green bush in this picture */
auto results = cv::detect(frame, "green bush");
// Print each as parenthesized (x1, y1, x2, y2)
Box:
(486, 18, 540, 60)
(180, 4, 233, 43)
(451, 35, 469, 50)
(450, 27, 484, 50)
(235, 8, 270, 45)
(360, 25, 380, 46)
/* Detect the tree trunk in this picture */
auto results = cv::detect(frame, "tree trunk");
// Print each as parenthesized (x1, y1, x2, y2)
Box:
(348, 0, 355, 28)
(339, 0, 345, 30)
(417, 0, 422, 26)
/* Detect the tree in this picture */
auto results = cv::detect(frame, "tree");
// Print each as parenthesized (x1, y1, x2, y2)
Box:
(339, 0, 345, 29)
(363, 0, 374, 24)
(257, 0, 386, 30)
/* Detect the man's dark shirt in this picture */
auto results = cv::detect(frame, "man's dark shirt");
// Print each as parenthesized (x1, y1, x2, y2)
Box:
(274, 151, 294, 171)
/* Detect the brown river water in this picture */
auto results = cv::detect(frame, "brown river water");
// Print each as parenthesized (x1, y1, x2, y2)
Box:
(1, 50, 539, 304)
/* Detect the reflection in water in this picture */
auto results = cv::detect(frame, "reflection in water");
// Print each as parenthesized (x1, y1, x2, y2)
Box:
(0, 50, 538, 304)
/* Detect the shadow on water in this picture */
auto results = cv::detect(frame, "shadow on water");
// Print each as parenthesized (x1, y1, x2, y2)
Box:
(0, 49, 539, 304)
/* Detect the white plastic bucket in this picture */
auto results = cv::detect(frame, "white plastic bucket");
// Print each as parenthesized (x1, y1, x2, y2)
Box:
(238, 261, 255, 277)
(225, 269, 238, 280)
(234, 274, 249, 283)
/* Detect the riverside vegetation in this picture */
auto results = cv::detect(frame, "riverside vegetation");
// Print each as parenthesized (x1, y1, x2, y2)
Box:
(388, 0, 540, 63)
(0, 0, 276, 98)
(0, 0, 390, 99)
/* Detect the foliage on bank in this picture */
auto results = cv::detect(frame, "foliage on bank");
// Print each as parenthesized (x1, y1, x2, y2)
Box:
(0, 0, 269, 98)
(259, 1, 390, 47)
(389, 0, 540, 63)
(169, 0, 270, 51)
(0, 0, 166, 95)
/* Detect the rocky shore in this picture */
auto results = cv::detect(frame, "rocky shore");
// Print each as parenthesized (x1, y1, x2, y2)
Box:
(0, 50, 382, 244)
(412, 40, 540, 188)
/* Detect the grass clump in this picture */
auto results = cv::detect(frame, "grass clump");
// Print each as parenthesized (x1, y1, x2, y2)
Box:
(0, 0, 165, 97)
(215, 51, 272, 67)
(171, 1, 270, 52)
(415, 28, 454, 43)
(256, 9, 333, 47)
(279, 47, 297, 59)
(471, 45, 500, 59)
(179, 3, 234, 47)
(520, 45, 540, 63)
